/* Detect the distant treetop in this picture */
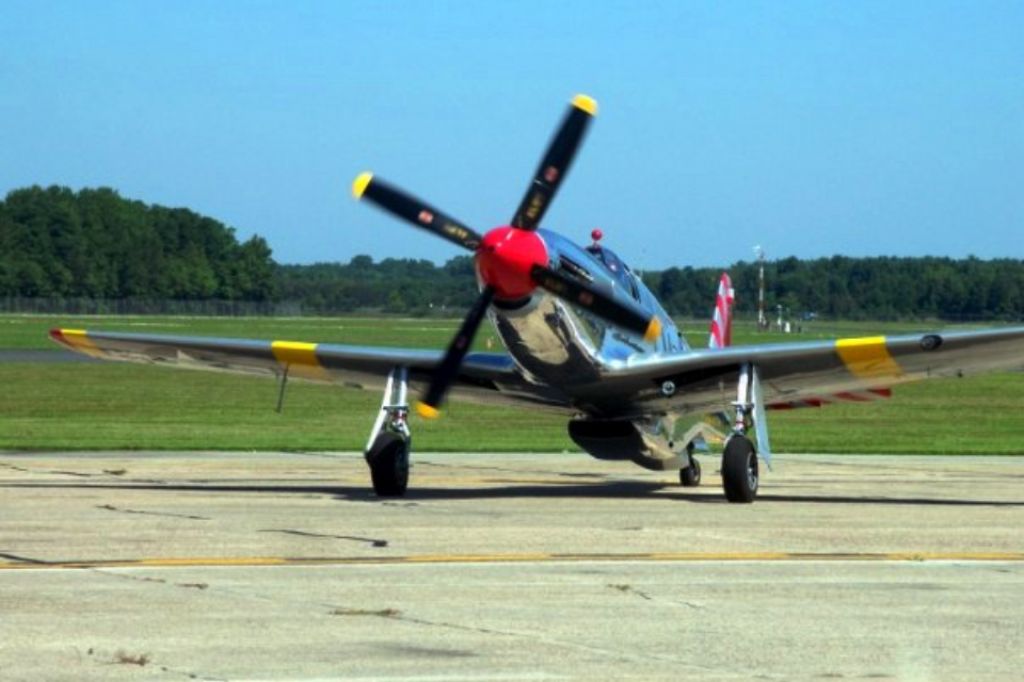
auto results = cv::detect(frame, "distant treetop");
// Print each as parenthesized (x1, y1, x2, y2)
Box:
(0, 185, 275, 300)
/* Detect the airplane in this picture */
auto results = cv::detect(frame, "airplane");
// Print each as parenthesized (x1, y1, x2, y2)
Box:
(50, 94, 1024, 503)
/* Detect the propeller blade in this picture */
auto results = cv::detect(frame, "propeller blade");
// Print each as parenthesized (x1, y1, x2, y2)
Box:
(530, 264, 662, 344)
(416, 286, 497, 419)
(352, 172, 483, 251)
(511, 94, 597, 231)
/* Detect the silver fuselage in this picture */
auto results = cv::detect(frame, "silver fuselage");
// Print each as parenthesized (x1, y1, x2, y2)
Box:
(487, 229, 688, 419)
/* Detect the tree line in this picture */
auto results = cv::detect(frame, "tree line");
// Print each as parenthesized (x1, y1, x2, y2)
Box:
(3, 185, 1022, 320)
(0, 186, 274, 300)
(646, 255, 1024, 321)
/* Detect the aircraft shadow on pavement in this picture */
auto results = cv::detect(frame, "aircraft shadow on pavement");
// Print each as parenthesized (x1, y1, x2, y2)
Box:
(2, 480, 1022, 506)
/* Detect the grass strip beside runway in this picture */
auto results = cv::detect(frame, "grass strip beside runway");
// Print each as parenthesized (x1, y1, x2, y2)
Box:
(2, 314, 1023, 453)
(2, 362, 1022, 453)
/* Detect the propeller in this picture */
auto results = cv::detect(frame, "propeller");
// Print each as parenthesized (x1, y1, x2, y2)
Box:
(352, 94, 661, 418)
(416, 286, 497, 418)
(352, 173, 482, 252)
(511, 94, 597, 231)
(529, 264, 660, 341)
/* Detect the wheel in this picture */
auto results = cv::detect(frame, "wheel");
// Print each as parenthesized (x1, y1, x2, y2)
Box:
(365, 432, 410, 496)
(721, 435, 758, 503)
(679, 457, 701, 487)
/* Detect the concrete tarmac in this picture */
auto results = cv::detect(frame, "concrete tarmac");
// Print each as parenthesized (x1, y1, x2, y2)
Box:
(1, 450, 1022, 681)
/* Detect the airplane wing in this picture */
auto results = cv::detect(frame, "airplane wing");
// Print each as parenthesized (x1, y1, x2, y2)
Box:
(49, 329, 572, 411)
(50, 326, 1024, 419)
(579, 327, 1024, 417)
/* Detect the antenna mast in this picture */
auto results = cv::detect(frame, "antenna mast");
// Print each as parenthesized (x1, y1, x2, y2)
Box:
(754, 246, 767, 331)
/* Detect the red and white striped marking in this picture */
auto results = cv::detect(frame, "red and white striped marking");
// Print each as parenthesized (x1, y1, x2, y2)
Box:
(708, 272, 735, 349)
(768, 388, 892, 410)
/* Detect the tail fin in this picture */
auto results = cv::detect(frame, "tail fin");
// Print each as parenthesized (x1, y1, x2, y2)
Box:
(708, 272, 735, 349)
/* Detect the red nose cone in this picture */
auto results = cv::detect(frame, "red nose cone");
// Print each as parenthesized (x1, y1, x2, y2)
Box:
(476, 226, 549, 300)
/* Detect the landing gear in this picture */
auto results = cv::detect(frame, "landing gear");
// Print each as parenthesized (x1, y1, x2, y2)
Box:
(365, 367, 412, 497)
(679, 456, 701, 487)
(721, 434, 758, 502)
(679, 444, 701, 487)
(721, 362, 771, 503)
(366, 432, 409, 496)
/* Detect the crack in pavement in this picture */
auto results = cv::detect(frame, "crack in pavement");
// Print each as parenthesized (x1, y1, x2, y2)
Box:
(259, 528, 388, 548)
(99, 571, 169, 586)
(607, 583, 703, 610)
(95, 504, 209, 521)
(1, 462, 137, 479)
(0, 462, 32, 473)
(155, 663, 227, 681)
(1, 462, 100, 477)
(0, 551, 48, 565)
(78, 647, 227, 682)
(329, 606, 403, 618)
(94, 570, 210, 591)
(608, 583, 653, 600)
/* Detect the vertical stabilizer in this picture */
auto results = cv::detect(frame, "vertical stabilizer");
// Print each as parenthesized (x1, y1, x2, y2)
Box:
(708, 272, 735, 349)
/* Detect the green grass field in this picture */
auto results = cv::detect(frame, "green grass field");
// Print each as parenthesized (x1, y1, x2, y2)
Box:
(1, 314, 465, 350)
(0, 313, 962, 350)
(1, 313, 1021, 454)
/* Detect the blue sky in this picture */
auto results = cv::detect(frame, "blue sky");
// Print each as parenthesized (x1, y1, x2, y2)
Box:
(2, 1, 1021, 269)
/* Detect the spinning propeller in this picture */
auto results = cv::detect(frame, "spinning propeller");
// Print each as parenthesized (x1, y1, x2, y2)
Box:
(353, 94, 661, 418)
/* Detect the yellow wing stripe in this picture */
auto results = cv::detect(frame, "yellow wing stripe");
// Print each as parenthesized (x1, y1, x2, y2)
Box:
(835, 336, 903, 380)
(271, 340, 318, 365)
(57, 329, 105, 359)
(271, 341, 331, 381)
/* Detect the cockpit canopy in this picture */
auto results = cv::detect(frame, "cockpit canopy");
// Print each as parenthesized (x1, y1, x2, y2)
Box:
(587, 245, 640, 300)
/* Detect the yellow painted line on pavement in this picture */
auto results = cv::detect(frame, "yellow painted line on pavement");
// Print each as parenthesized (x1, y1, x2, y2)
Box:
(403, 553, 554, 564)
(2, 551, 1024, 571)
(138, 557, 289, 567)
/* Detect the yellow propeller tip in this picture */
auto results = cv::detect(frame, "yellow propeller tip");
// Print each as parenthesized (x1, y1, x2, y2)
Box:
(415, 401, 441, 419)
(643, 317, 662, 344)
(572, 94, 598, 116)
(352, 172, 373, 199)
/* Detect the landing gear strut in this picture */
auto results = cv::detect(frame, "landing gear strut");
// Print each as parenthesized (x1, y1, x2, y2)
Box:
(365, 367, 411, 496)
(721, 363, 771, 503)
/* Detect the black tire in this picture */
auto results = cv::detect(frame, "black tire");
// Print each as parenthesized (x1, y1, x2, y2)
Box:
(366, 432, 410, 497)
(680, 457, 701, 487)
(721, 435, 758, 503)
